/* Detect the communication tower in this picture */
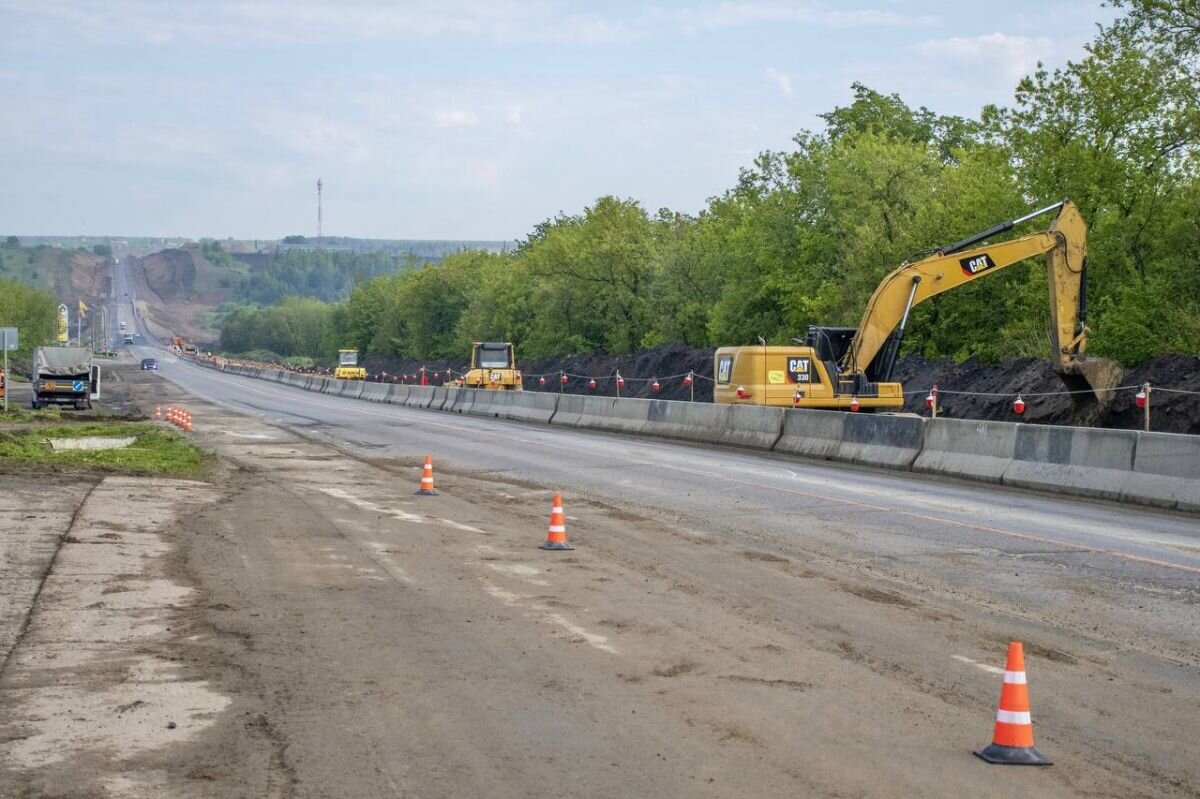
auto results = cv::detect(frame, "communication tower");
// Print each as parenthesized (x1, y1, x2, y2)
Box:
(316, 178, 323, 248)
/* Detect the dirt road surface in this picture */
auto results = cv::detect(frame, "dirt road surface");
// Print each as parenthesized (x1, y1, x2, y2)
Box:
(2, 357, 1197, 798)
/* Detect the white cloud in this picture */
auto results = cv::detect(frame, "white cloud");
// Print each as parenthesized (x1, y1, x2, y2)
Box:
(669, 2, 939, 33)
(913, 33, 1059, 83)
(0, 0, 639, 46)
(433, 108, 480, 128)
(504, 105, 523, 125)
(764, 66, 794, 97)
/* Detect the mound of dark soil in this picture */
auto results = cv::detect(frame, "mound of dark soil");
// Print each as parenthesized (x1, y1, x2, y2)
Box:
(360, 346, 1200, 434)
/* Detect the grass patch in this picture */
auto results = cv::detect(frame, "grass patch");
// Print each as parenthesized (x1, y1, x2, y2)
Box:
(1, 407, 59, 423)
(0, 422, 210, 477)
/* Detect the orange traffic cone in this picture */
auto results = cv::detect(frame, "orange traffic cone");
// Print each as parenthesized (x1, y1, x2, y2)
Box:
(539, 492, 573, 550)
(975, 642, 1052, 765)
(183, 411, 192, 432)
(155, 405, 162, 420)
(415, 454, 438, 496)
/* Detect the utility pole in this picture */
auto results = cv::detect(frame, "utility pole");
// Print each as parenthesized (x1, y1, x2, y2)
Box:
(317, 178, 323, 249)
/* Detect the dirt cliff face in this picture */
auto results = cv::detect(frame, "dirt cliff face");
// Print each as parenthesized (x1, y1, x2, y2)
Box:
(139, 249, 197, 300)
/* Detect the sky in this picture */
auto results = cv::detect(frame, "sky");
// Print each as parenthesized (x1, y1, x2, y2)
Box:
(0, 0, 1117, 241)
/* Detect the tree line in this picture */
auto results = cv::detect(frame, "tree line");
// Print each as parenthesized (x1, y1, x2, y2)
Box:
(221, 1, 1199, 367)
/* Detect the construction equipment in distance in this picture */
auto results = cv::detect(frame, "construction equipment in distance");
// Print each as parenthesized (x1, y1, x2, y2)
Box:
(713, 200, 1121, 410)
(334, 349, 367, 380)
(452, 342, 522, 390)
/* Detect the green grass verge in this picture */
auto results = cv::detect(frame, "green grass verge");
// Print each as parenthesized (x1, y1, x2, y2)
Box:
(0, 422, 210, 477)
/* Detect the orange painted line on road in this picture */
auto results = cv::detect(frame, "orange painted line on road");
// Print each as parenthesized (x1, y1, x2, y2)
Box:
(182, 367, 1200, 577)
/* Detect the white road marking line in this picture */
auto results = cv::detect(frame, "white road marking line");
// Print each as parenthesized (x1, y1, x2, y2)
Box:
(440, 519, 485, 533)
(545, 613, 619, 654)
(485, 563, 550, 586)
(480, 581, 617, 654)
(318, 487, 425, 523)
(952, 654, 1005, 675)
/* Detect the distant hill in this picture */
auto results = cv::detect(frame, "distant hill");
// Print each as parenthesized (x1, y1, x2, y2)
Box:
(275, 237, 512, 257)
(0, 243, 110, 305)
(13, 235, 513, 259)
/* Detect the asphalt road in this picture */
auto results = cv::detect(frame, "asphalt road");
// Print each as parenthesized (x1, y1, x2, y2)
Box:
(113, 345, 1200, 797)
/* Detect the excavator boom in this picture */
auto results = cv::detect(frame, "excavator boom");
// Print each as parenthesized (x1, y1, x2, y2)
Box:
(842, 201, 1117, 402)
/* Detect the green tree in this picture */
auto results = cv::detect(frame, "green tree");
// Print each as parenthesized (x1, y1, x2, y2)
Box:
(0, 278, 57, 360)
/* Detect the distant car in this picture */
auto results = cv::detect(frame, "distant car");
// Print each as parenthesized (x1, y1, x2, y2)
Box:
(141, 358, 159, 371)
(123, 334, 134, 344)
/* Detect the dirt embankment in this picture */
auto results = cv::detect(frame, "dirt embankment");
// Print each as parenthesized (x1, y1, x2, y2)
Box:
(364, 345, 1200, 434)
(139, 248, 198, 300)
(130, 247, 234, 345)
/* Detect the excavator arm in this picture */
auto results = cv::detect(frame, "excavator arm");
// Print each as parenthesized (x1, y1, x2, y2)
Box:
(841, 201, 1118, 400)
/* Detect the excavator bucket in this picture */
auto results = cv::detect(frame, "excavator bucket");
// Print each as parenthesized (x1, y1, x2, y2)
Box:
(1058, 357, 1124, 420)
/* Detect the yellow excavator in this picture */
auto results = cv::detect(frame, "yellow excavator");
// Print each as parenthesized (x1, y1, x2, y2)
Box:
(714, 200, 1121, 409)
(449, 342, 523, 390)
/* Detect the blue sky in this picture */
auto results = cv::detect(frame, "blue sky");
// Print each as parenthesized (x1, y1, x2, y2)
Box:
(0, 1, 1116, 241)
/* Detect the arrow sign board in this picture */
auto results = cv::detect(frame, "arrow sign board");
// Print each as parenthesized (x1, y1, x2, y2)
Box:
(0, 327, 16, 350)
(72, 380, 86, 392)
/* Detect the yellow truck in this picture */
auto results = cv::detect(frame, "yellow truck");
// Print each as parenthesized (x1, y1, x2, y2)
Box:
(715, 201, 1119, 410)
(334, 349, 367, 380)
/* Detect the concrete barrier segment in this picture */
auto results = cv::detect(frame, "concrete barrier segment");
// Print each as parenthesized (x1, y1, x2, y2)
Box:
(1002, 425, 1137, 501)
(405, 387, 435, 408)
(494, 391, 559, 424)
(721, 404, 786, 450)
(1124, 431, 1200, 512)
(774, 410, 847, 461)
(640, 399, 726, 445)
(838, 413, 925, 470)
(914, 417, 1016, 483)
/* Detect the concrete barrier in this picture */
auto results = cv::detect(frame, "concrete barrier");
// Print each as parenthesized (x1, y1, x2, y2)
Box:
(914, 417, 1017, 483)
(1002, 424, 1137, 501)
(556, 395, 646, 435)
(774, 410, 847, 461)
(446, 388, 472, 412)
(640, 400, 726, 445)
(552, 394, 620, 431)
(476, 391, 558, 424)
(1123, 432, 1200, 512)
(464, 390, 502, 418)
(219, 362, 1200, 513)
(837, 413, 925, 470)
(362, 382, 390, 402)
(722, 404, 786, 450)
(405, 387, 435, 408)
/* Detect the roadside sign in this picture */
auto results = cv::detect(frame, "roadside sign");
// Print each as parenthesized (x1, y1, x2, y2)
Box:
(57, 305, 69, 344)
(1, 326, 14, 412)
